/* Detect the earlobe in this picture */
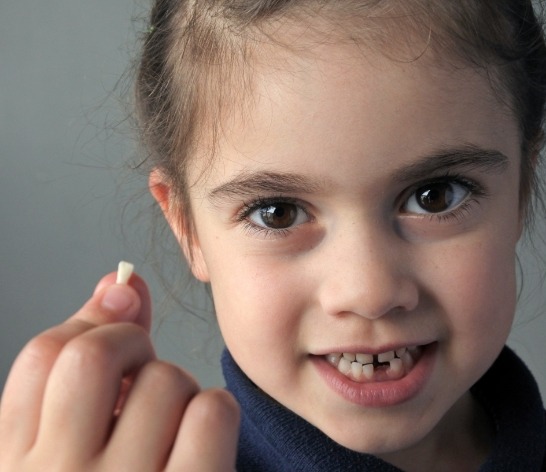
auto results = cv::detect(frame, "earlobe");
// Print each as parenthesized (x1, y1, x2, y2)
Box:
(186, 251, 210, 283)
(148, 169, 210, 282)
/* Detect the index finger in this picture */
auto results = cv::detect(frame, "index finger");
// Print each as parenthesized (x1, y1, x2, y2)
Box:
(0, 267, 152, 451)
(77, 269, 152, 332)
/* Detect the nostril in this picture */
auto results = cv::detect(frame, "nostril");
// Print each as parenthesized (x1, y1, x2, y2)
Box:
(315, 235, 419, 319)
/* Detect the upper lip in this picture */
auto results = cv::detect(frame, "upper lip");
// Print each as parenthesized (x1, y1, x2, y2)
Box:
(312, 341, 436, 356)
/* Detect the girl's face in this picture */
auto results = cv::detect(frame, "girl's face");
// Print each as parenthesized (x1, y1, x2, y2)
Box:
(169, 34, 523, 465)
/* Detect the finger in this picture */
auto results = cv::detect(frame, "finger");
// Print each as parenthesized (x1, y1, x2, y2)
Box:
(92, 271, 152, 332)
(102, 361, 200, 471)
(0, 274, 149, 452)
(166, 389, 240, 472)
(34, 323, 155, 461)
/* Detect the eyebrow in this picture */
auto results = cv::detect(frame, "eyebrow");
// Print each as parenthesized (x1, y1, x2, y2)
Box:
(208, 144, 510, 203)
(208, 171, 324, 203)
(392, 144, 510, 184)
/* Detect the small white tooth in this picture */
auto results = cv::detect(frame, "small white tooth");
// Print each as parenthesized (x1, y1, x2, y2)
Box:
(351, 362, 363, 380)
(342, 353, 356, 362)
(362, 363, 374, 380)
(338, 357, 352, 375)
(395, 347, 407, 358)
(326, 353, 341, 365)
(356, 353, 374, 364)
(408, 346, 420, 354)
(388, 358, 403, 377)
(402, 351, 414, 370)
(378, 351, 395, 363)
(116, 261, 134, 285)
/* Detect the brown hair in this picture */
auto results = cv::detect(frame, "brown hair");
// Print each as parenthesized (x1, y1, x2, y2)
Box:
(135, 0, 546, 242)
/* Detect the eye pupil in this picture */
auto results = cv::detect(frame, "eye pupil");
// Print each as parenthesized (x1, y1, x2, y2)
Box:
(260, 203, 297, 228)
(417, 183, 454, 213)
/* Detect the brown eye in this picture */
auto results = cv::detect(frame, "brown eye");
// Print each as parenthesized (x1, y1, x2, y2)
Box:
(258, 203, 298, 228)
(416, 182, 453, 212)
(248, 201, 309, 230)
(404, 181, 470, 214)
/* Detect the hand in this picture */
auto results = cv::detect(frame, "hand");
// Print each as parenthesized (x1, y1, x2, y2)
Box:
(0, 272, 240, 471)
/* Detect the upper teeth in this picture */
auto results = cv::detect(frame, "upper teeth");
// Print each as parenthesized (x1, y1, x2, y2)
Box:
(339, 348, 407, 365)
(356, 353, 373, 364)
(325, 347, 418, 381)
(377, 351, 395, 363)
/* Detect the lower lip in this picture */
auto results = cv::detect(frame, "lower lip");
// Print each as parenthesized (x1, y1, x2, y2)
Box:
(312, 343, 437, 408)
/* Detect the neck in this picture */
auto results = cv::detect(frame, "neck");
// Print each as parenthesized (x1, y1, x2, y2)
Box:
(378, 393, 494, 472)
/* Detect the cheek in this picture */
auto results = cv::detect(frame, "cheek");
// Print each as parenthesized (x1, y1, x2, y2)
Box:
(207, 253, 308, 359)
(433, 236, 517, 354)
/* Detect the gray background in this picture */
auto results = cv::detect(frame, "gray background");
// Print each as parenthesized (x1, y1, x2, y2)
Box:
(1, 0, 546, 401)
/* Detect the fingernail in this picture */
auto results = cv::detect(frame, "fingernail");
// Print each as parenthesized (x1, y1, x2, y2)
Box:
(100, 284, 138, 319)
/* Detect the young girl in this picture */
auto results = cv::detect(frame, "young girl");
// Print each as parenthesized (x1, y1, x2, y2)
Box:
(1, 0, 546, 470)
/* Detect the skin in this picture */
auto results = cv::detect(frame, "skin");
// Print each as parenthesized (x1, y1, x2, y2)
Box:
(0, 24, 525, 472)
(0, 274, 240, 471)
(157, 37, 523, 470)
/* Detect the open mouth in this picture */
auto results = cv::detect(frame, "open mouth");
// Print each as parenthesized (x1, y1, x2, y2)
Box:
(324, 346, 424, 382)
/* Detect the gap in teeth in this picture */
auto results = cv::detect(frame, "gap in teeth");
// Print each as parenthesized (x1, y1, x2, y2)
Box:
(328, 347, 420, 380)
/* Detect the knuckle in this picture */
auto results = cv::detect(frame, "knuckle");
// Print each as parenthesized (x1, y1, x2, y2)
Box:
(190, 389, 241, 425)
(59, 322, 148, 373)
(21, 331, 66, 367)
(140, 360, 200, 394)
(61, 334, 114, 372)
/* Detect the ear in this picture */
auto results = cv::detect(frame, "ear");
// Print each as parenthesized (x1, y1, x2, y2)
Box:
(148, 169, 210, 282)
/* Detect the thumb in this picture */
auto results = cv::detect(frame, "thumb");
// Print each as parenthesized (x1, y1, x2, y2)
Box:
(74, 270, 152, 333)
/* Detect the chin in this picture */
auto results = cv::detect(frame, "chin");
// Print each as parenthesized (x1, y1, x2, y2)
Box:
(312, 410, 437, 456)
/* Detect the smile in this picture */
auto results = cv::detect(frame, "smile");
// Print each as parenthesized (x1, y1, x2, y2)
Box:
(325, 346, 422, 382)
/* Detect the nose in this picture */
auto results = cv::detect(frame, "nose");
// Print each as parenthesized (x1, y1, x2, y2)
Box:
(315, 223, 419, 320)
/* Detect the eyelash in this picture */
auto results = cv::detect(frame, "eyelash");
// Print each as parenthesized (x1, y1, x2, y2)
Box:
(236, 174, 488, 238)
(236, 196, 312, 239)
(399, 174, 488, 223)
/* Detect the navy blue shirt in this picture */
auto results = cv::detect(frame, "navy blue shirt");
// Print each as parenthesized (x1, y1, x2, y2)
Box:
(222, 347, 546, 471)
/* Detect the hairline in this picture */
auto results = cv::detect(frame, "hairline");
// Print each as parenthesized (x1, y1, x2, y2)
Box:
(162, 3, 538, 250)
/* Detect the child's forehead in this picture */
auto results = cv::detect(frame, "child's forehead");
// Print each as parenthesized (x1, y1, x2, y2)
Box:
(231, 13, 507, 122)
(235, 36, 506, 133)
(182, 8, 520, 192)
(187, 37, 519, 195)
